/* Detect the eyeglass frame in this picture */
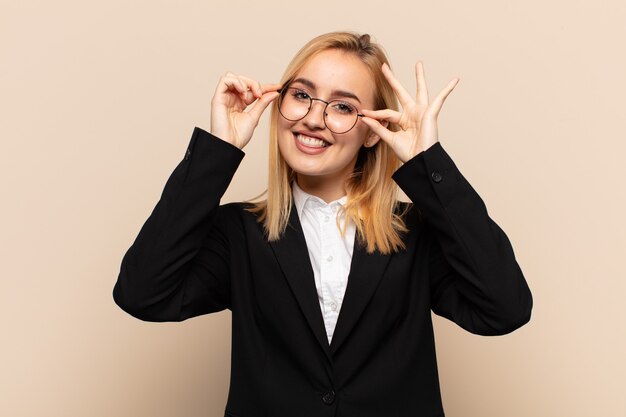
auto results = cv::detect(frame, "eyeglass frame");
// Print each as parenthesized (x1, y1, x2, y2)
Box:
(277, 83, 365, 134)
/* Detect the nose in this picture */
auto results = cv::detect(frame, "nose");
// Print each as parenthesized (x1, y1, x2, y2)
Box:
(302, 99, 327, 130)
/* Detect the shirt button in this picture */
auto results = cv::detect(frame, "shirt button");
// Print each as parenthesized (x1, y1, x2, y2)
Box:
(330, 302, 338, 311)
(327, 255, 333, 262)
(324, 215, 330, 222)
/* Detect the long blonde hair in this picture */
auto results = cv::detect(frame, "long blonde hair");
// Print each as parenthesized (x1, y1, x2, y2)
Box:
(247, 31, 409, 254)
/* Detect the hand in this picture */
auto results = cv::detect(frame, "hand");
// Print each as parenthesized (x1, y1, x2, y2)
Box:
(210, 72, 282, 149)
(360, 61, 459, 163)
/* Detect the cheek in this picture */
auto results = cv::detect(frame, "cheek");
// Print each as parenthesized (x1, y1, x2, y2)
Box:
(277, 127, 300, 168)
(347, 126, 370, 148)
(277, 120, 294, 146)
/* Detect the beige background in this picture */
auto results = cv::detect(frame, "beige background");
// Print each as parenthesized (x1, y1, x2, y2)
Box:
(1, 0, 625, 416)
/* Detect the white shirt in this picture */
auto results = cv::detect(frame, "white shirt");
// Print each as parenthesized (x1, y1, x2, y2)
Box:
(292, 181, 356, 344)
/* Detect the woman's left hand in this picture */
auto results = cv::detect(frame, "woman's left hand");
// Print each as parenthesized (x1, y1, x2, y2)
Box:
(360, 61, 459, 163)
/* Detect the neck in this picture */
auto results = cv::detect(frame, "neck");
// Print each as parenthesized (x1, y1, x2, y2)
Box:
(296, 174, 347, 203)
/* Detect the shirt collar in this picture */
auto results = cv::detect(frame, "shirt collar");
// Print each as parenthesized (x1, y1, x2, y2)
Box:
(292, 181, 348, 217)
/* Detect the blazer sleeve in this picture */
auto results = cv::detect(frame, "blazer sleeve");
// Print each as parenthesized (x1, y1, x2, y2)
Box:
(113, 127, 245, 322)
(392, 142, 533, 336)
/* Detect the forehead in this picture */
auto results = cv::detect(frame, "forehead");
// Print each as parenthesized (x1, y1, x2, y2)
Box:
(294, 49, 374, 103)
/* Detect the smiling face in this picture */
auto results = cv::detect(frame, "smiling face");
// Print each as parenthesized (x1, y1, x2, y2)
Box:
(277, 49, 380, 192)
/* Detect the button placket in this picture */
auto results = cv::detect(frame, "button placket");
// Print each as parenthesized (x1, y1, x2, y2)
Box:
(319, 205, 333, 318)
(295, 190, 353, 345)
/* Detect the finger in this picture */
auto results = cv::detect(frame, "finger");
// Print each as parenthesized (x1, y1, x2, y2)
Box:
(224, 76, 259, 105)
(237, 75, 264, 99)
(427, 77, 459, 118)
(360, 116, 394, 144)
(222, 75, 249, 95)
(415, 61, 429, 105)
(381, 62, 414, 108)
(361, 108, 402, 124)
(260, 82, 284, 93)
(242, 90, 258, 106)
(246, 91, 281, 123)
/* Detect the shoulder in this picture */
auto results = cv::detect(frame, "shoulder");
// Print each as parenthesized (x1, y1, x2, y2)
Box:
(391, 200, 429, 248)
(215, 201, 263, 230)
(394, 200, 412, 212)
(216, 201, 259, 218)
(394, 200, 423, 224)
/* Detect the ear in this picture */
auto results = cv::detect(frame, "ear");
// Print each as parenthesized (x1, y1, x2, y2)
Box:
(363, 120, 389, 148)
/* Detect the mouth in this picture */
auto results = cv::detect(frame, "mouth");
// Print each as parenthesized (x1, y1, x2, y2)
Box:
(293, 132, 331, 148)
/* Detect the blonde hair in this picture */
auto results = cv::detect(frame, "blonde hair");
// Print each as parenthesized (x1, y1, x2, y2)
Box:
(246, 31, 409, 254)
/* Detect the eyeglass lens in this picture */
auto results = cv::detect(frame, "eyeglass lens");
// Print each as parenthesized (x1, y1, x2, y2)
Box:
(279, 87, 359, 134)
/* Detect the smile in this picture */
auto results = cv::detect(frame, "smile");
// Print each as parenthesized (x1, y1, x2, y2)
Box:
(295, 133, 330, 148)
(292, 133, 332, 155)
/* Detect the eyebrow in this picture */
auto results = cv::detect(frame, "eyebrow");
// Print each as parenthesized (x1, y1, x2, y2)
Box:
(290, 77, 362, 104)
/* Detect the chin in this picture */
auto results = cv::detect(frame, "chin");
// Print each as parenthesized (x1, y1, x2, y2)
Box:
(284, 156, 331, 177)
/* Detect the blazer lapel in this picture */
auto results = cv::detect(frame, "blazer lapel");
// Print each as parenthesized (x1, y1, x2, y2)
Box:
(268, 203, 394, 360)
(268, 206, 332, 361)
(329, 233, 393, 356)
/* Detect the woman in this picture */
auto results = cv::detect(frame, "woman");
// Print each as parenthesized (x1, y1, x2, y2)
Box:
(113, 31, 533, 417)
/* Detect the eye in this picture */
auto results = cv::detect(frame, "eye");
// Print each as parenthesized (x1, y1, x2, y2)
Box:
(290, 88, 311, 101)
(330, 101, 356, 114)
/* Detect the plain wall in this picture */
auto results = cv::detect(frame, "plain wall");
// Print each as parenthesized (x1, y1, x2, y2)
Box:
(1, 0, 625, 416)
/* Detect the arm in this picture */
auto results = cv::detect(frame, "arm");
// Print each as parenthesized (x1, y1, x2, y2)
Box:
(112, 127, 245, 322)
(113, 68, 280, 322)
(392, 142, 533, 335)
(360, 60, 531, 335)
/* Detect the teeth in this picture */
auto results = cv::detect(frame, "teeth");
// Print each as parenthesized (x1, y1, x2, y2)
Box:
(296, 134, 328, 148)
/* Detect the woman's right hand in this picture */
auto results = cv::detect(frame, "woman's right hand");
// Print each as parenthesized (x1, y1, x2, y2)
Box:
(210, 72, 282, 149)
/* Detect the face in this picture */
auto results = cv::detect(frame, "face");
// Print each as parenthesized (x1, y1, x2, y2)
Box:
(277, 49, 380, 184)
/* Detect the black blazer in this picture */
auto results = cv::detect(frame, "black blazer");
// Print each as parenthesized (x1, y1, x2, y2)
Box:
(113, 127, 532, 417)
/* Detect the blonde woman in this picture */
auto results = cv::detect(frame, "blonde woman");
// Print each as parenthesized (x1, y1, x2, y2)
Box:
(114, 31, 533, 417)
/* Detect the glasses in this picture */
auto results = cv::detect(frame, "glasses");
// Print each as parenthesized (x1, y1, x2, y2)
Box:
(277, 86, 364, 134)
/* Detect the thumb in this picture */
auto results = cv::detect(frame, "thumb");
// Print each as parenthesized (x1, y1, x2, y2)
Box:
(247, 91, 280, 123)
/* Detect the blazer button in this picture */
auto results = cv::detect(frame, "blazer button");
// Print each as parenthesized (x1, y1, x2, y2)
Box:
(321, 390, 335, 405)
(431, 171, 443, 183)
